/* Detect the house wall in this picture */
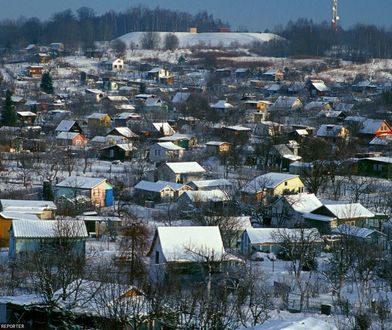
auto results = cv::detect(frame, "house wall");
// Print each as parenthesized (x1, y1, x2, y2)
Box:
(273, 177, 305, 196)
(91, 182, 108, 207)
(148, 237, 167, 282)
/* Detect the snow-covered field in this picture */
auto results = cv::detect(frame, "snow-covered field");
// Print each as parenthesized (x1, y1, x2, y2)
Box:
(118, 31, 281, 49)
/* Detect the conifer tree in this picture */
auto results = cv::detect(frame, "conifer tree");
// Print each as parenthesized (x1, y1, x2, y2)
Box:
(40, 72, 54, 94)
(2, 89, 17, 126)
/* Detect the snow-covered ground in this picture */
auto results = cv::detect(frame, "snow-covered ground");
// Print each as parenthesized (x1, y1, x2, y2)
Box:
(118, 31, 281, 49)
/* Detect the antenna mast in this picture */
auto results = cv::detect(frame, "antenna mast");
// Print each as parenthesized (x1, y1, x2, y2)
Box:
(332, 0, 339, 30)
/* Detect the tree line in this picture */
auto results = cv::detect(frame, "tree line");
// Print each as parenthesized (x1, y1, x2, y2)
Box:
(0, 6, 227, 49)
(256, 18, 392, 61)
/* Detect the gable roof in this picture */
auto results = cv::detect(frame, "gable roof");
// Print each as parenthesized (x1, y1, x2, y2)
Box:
(280, 193, 323, 214)
(149, 226, 226, 262)
(56, 132, 83, 140)
(316, 124, 345, 137)
(108, 127, 138, 138)
(245, 228, 320, 245)
(11, 220, 88, 238)
(55, 120, 78, 132)
(152, 122, 175, 136)
(188, 179, 232, 190)
(312, 202, 374, 219)
(172, 92, 191, 104)
(164, 162, 206, 174)
(332, 224, 382, 238)
(183, 189, 230, 203)
(359, 119, 390, 135)
(1, 199, 57, 212)
(210, 100, 234, 109)
(134, 180, 174, 193)
(56, 176, 107, 189)
(155, 142, 185, 151)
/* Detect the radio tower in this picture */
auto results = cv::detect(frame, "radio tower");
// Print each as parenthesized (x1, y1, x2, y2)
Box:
(331, 0, 340, 31)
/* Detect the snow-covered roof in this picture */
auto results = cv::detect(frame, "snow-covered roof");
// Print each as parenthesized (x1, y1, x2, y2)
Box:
(165, 162, 206, 174)
(282, 193, 323, 214)
(134, 180, 174, 193)
(155, 180, 189, 191)
(206, 141, 230, 146)
(151, 226, 226, 262)
(210, 100, 234, 109)
(359, 119, 387, 135)
(316, 124, 345, 137)
(332, 224, 382, 238)
(225, 125, 251, 131)
(183, 189, 230, 203)
(188, 179, 232, 189)
(1, 199, 57, 211)
(242, 172, 301, 193)
(87, 112, 110, 120)
(158, 132, 192, 142)
(101, 143, 134, 151)
(369, 135, 392, 146)
(155, 142, 185, 151)
(55, 120, 78, 132)
(315, 203, 374, 219)
(311, 81, 329, 92)
(17, 111, 37, 117)
(12, 220, 88, 238)
(172, 92, 191, 104)
(109, 127, 138, 138)
(245, 228, 320, 245)
(56, 132, 81, 140)
(362, 156, 392, 164)
(152, 122, 175, 135)
(56, 176, 107, 189)
(273, 96, 301, 109)
(115, 112, 139, 120)
(0, 212, 40, 221)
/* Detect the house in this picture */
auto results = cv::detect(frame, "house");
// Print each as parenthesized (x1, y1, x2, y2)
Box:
(107, 127, 139, 140)
(241, 172, 305, 203)
(85, 89, 105, 103)
(254, 121, 284, 138)
(144, 97, 164, 111)
(210, 100, 234, 112)
(55, 120, 83, 134)
(9, 220, 88, 259)
(304, 201, 375, 234)
(158, 133, 195, 149)
(262, 68, 284, 81)
(357, 156, 392, 179)
(358, 119, 392, 139)
(272, 96, 302, 111)
(76, 214, 122, 238)
(148, 226, 238, 280)
(268, 144, 302, 171)
(221, 126, 252, 143)
(26, 65, 44, 77)
(271, 193, 323, 227)
(177, 189, 230, 214)
(16, 111, 37, 126)
(113, 112, 141, 127)
(149, 142, 185, 163)
(134, 180, 191, 203)
(0, 199, 57, 219)
(332, 224, 386, 247)
(147, 67, 171, 81)
(205, 141, 232, 155)
(55, 176, 113, 207)
(157, 162, 206, 183)
(87, 113, 111, 127)
(316, 124, 349, 143)
(56, 132, 88, 147)
(235, 68, 250, 79)
(99, 143, 134, 161)
(240, 227, 321, 255)
(103, 58, 124, 71)
(307, 80, 330, 97)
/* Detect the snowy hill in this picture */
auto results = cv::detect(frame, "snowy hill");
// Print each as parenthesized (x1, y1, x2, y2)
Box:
(117, 31, 281, 49)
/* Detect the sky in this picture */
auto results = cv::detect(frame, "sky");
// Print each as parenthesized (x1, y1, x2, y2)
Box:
(1, 0, 392, 31)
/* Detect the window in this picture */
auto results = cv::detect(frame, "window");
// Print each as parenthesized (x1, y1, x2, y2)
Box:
(284, 181, 288, 186)
(155, 251, 159, 264)
(154, 149, 161, 156)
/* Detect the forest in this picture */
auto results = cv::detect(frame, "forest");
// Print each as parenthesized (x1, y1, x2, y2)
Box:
(0, 6, 227, 49)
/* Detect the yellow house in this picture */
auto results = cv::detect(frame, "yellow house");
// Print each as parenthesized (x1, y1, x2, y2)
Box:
(241, 172, 305, 203)
(87, 113, 111, 127)
(206, 141, 232, 154)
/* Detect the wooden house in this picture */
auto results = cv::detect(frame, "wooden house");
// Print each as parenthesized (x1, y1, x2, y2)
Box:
(262, 69, 284, 81)
(241, 172, 305, 204)
(56, 132, 88, 147)
(304, 202, 374, 234)
(55, 120, 83, 134)
(205, 141, 232, 155)
(85, 89, 105, 103)
(147, 226, 239, 281)
(316, 124, 349, 143)
(103, 58, 124, 71)
(272, 96, 302, 111)
(55, 176, 113, 207)
(87, 113, 111, 127)
(177, 189, 230, 214)
(157, 162, 206, 183)
(27, 65, 44, 77)
(99, 143, 134, 161)
(134, 180, 191, 203)
(357, 156, 392, 179)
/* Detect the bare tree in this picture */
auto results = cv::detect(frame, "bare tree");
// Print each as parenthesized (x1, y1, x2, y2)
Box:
(140, 32, 161, 49)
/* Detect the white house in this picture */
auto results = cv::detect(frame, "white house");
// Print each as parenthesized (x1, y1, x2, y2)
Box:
(157, 162, 206, 183)
(149, 142, 185, 163)
(103, 58, 124, 71)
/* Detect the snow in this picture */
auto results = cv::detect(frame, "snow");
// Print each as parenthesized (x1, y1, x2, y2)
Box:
(1, 199, 57, 211)
(283, 193, 323, 214)
(165, 162, 206, 174)
(118, 31, 281, 49)
(156, 142, 185, 151)
(134, 180, 172, 193)
(249, 314, 337, 330)
(155, 226, 226, 262)
(183, 189, 230, 203)
(242, 173, 300, 193)
(12, 219, 88, 238)
(56, 176, 107, 189)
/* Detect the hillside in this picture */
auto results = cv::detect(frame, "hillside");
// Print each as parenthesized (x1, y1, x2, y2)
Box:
(117, 31, 281, 49)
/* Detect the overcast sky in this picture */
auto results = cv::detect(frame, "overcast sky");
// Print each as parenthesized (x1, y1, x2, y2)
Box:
(2, 0, 392, 31)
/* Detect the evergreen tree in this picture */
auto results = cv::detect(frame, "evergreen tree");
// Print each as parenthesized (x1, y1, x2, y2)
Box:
(43, 181, 54, 201)
(40, 72, 54, 94)
(2, 90, 17, 126)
